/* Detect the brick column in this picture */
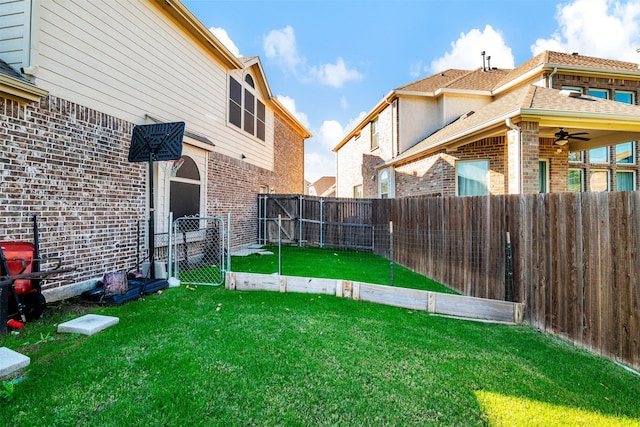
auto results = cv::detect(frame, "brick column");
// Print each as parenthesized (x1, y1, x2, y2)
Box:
(507, 121, 541, 194)
(520, 122, 540, 194)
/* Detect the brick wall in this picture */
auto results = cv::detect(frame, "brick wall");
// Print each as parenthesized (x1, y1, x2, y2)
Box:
(394, 138, 507, 197)
(394, 152, 451, 197)
(519, 121, 540, 194)
(1, 95, 304, 293)
(273, 116, 304, 194)
(206, 116, 304, 248)
(540, 137, 569, 192)
(1, 95, 144, 291)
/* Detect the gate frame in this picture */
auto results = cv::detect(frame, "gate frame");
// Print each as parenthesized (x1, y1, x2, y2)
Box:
(168, 213, 231, 286)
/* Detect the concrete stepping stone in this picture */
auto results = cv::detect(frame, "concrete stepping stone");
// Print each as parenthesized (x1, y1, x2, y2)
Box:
(0, 347, 30, 379)
(57, 314, 119, 336)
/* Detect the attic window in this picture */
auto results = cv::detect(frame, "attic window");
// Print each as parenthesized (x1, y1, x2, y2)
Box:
(245, 74, 255, 88)
(228, 75, 266, 142)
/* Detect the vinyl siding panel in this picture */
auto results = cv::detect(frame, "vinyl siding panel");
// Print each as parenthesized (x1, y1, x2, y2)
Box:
(34, 0, 274, 170)
(0, 0, 28, 68)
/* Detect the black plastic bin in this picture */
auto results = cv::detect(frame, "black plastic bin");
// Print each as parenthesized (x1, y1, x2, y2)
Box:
(0, 279, 10, 335)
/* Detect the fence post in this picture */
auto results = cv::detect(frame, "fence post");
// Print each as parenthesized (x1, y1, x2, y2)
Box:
(299, 195, 303, 247)
(389, 220, 394, 286)
(226, 212, 231, 273)
(319, 198, 324, 248)
(278, 214, 282, 275)
(257, 195, 262, 246)
(167, 212, 173, 278)
(505, 231, 514, 302)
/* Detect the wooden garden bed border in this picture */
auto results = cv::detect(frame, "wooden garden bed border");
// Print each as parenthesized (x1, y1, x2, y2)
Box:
(226, 272, 524, 324)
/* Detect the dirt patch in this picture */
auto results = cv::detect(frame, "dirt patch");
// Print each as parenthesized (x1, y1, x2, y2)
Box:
(45, 297, 98, 317)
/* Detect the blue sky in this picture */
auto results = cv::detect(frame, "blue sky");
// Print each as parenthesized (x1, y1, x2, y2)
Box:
(182, 0, 640, 183)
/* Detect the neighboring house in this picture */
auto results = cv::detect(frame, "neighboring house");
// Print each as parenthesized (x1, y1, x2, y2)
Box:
(0, 0, 310, 298)
(307, 176, 336, 197)
(334, 51, 640, 198)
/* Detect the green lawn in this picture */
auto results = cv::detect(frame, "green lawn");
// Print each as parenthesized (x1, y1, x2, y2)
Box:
(230, 245, 455, 294)
(1, 248, 639, 426)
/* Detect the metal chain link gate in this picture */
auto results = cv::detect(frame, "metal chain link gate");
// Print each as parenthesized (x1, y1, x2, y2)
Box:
(170, 216, 228, 286)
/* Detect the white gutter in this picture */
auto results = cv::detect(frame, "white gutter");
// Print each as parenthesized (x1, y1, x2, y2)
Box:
(548, 67, 558, 88)
(505, 117, 521, 194)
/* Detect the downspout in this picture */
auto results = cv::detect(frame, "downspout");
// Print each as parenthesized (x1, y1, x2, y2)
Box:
(506, 117, 522, 194)
(384, 96, 397, 198)
(547, 67, 558, 88)
(384, 97, 397, 158)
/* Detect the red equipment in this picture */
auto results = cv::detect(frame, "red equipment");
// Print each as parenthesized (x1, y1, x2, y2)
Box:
(0, 216, 70, 325)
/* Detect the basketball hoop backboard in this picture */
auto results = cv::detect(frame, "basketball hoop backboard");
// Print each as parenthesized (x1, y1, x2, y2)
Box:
(128, 122, 185, 163)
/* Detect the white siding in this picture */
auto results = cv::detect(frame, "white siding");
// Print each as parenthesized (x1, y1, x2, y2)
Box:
(33, 0, 274, 170)
(0, 0, 30, 69)
(398, 96, 439, 153)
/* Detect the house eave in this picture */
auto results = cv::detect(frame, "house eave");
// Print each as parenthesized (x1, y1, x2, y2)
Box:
(386, 111, 519, 167)
(333, 90, 396, 152)
(271, 97, 312, 139)
(151, 0, 244, 70)
(0, 74, 48, 102)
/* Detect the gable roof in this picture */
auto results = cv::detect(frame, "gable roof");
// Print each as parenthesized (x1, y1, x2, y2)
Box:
(309, 176, 336, 197)
(152, 0, 310, 139)
(336, 50, 640, 153)
(493, 51, 640, 94)
(395, 69, 470, 92)
(445, 68, 511, 92)
(387, 85, 640, 166)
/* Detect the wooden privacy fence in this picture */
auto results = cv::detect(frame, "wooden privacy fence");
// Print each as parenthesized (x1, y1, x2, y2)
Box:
(373, 192, 640, 370)
(258, 195, 373, 249)
(257, 192, 640, 370)
(226, 272, 524, 324)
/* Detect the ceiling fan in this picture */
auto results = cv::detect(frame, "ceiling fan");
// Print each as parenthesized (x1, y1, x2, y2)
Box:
(554, 128, 590, 145)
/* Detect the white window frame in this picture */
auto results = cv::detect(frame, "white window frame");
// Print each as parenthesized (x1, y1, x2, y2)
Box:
(588, 88, 609, 99)
(371, 117, 379, 151)
(353, 184, 363, 198)
(614, 90, 635, 104)
(539, 159, 549, 193)
(456, 160, 489, 197)
(227, 73, 266, 142)
(616, 170, 636, 191)
(589, 146, 609, 164)
(568, 168, 583, 192)
(589, 169, 610, 192)
(616, 141, 635, 165)
(568, 151, 583, 163)
(379, 168, 389, 199)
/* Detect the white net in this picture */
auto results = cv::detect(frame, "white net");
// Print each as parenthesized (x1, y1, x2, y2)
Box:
(161, 157, 184, 177)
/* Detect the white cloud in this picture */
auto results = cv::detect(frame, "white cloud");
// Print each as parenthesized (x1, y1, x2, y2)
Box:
(308, 57, 363, 88)
(275, 95, 310, 129)
(531, 0, 640, 61)
(316, 120, 345, 151)
(263, 26, 302, 72)
(304, 150, 335, 183)
(340, 96, 348, 110)
(264, 26, 363, 87)
(304, 113, 366, 182)
(209, 27, 241, 57)
(409, 60, 424, 78)
(429, 25, 515, 73)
